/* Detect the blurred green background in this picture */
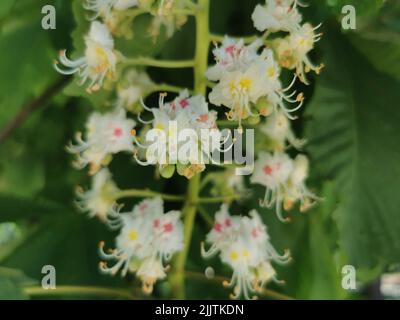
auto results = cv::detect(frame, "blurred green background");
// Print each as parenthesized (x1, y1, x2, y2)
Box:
(0, 0, 399, 300)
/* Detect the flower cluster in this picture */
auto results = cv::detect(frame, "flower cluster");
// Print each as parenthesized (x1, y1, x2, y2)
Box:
(99, 197, 184, 294)
(202, 205, 290, 299)
(251, 152, 318, 222)
(55, 21, 118, 93)
(67, 108, 136, 174)
(85, 0, 190, 39)
(56, 0, 323, 300)
(252, 0, 323, 84)
(207, 37, 304, 128)
(76, 168, 119, 221)
(134, 90, 219, 179)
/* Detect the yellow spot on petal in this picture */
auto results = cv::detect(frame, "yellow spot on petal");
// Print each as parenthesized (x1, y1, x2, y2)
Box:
(230, 250, 239, 261)
(128, 229, 138, 241)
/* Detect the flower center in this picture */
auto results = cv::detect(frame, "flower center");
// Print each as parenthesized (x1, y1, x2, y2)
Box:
(263, 165, 273, 175)
(128, 229, 138, 241)
(113, 127, 123, 137)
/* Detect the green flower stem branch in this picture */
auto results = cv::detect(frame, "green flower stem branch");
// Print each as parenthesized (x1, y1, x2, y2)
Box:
(170, 0, 210, 299)
(185, 271, 294, 300)
(114, 189, 185, 202)
(115, 189, 244, 204)
(124, 57, 195, 69)
(24, 285, 136, 300)
(152, 83, 192, 94)
(209, 33, 258, 44)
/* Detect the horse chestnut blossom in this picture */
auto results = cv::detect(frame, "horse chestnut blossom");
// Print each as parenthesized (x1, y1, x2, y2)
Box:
(56, 0, 323, 300)
(99, 197, 183, 294)
(202, 205, 290, 300)
(284, 154, 319, 212)
(115, 70, 154, 113)
(134, 90, 219, 179)
(76, 168, 119, 221)
(273, 23, 324, 84)
(252, 0, 303, 33)
(260, 110, 305, 151)
(207, 38, 304, 128)
(84, 0, 139, 20)
(55, 21, 118, 93)
(67, 108, 136, 174)
(251, 152, 316, 222)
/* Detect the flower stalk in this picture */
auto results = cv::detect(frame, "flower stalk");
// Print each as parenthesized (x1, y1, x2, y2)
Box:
(170, 0, 210, 299)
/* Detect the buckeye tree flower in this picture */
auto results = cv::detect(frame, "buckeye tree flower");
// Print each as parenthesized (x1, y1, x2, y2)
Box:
(99, 197, 183, 294)
(252, 0, 303, 34)
(84, 0, 139, 20)
(133, 90, 219, 179)
(54, 21, 118, 93)
(274, 23, 324, 84)
(260, 109, 305, 151)
(250, 152, 294, 222)
(205, 36, 262, 82)
(283, 154, 319, 212)
(207, 38, 304, 127)
(202, 206, 290, 300)
(76, 168, 119, 221)
(67, 108, 136, 175)
(115, 69, 154, 113)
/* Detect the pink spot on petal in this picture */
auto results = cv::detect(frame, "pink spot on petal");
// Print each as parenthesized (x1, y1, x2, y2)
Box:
(163, 223, 173, 233)
(263, 165, 273, 175)
(251, 228, 258, 238)
(225, 45, 235, 55)
(214, 223, 222, 233)
(153, 219, 160, 228)
(224, 219, 232, 227)
(180, 99, 189, 109)
(113, 128, 123, 137)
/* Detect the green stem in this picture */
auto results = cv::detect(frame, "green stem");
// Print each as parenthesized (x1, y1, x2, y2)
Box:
(152, 83, 192, 94)
(114, 189, 185, 202)
(185, 271, 294, 300)
(209, 33, 258, 44)
(170, 0, 210, 299)
(196, 194, 242, 204)
(24, 286, 135, 300)
(124, 57, 195, 69)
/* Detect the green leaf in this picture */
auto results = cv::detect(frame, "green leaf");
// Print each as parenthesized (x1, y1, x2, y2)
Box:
(324, 0, 385, 18)
(0, 0, 15, 20)
(0, 18, 57, 127)
(0, 267, 33, 300)
(347, 2, 400, 81)
(305, 26, 400, 270)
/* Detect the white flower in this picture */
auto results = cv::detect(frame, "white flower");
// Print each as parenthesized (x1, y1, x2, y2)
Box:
(134, 91, 219, 179)
(207, 38, 304, 127)
(115, 70, 154, 112)
(274, 23, 323, 84)
(201, 204, 241, 258)
(67, 108, 136, 174)
(55, 21, 118, 93)
(250, 152, 294, 222)
(99, 197, 183, 294)
(260, 110, 305, 150)
(252, 0, 303, 33)
(148, 0, 189, 39)
(85, 0, 139, 19)
(284, 154, 319, 212)
(251, 152, 318, 221)
(76, 168, 118, 221)
(202, 206, 290, 300)
(206, 37, 262, 82)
